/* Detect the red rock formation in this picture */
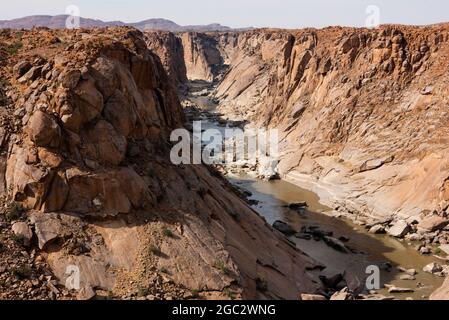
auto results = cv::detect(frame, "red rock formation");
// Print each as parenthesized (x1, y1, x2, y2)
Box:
(174, 26, 449, 225)
(144, 31, 188, 87)
(147, 26, 449, 299)
(0, 27, 319, 300)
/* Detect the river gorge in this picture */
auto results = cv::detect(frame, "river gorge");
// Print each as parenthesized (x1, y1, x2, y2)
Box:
(1, 24, 449, 300)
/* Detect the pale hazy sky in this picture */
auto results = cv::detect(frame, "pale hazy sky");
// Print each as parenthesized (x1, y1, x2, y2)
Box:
(1, 0, 448, 29)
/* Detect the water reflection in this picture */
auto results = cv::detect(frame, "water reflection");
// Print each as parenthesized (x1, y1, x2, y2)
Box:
(228, 174, 444, 300)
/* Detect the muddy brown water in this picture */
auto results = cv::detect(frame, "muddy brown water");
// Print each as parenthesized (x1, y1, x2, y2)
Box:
(228, 174, 444, 300)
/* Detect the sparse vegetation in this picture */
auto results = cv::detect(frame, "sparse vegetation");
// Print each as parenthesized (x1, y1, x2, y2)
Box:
(162, 228, 174, 238)
(214, 261, 230, 275)
(11, 234, 26, 246)
(149, 244, 161, 256)
(107, 291, 115, 300)
(4, 201, 23, 222)
(435, 247, 442, 255)
(190, 289, 200, 299)
(137, 286, 149, 297)
(255, 275, 268, 292)
(0, 41, 23, 56)
(11, 265, 32, 279)
(159, 267, 170, 274)
(223, 287, 234, 299)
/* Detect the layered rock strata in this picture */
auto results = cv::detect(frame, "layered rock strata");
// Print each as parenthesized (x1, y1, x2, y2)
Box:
(0, 27, 320, 300)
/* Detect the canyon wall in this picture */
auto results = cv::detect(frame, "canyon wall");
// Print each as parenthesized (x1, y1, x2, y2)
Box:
(144, 31, 188, 87)
(144, 26, 449, 299)
(0, 27, 320, 299)
(168, 26, 449, 227)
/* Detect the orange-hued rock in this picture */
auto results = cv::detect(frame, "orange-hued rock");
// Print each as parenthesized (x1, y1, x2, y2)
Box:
(431, 277, 449, 300)
(144, 31, 188, 87)
(180, 32, 222, 82)
(164, 26, 449, 224)
(0, 27, 320, 300)
(144, 26, 449, 300)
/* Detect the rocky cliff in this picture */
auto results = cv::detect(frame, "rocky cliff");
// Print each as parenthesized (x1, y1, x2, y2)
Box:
(170, 26, 449, 227)
(0, 27, 320, 300)
(144, 31, 188, 87)
(143, 26, 449, 299)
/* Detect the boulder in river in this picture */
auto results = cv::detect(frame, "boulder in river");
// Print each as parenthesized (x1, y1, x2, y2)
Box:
(439, 244, 449, 255)
(386, 285, 414, 293)
(387, 220, 410, 238)
(379, 262, 393, 271)
(300, 226, 333, 239)
(423, 262, 443, 275)
(295, 233, 312, 240)
(272, 220, 296, 236)
(397, 267, 417, 276)
(369, 224, 386, 234)
(418, 215, 449, 232)
(284, 202, 308, 210)
(323, 236, 350, 253)
(369, 224, 385, 234)
(319, 271, 346, 289)
(419, 246, 432, 255)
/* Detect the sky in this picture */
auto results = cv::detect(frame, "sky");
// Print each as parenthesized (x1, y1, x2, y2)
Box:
(1, 0, 448, 29)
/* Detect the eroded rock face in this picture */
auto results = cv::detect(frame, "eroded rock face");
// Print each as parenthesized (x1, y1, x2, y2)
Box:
(164, 27, 449, 226)
(145, 27, 449, 299)
(144, 31, 188, 87)
(181, 32, 223, 82)
(0, 27, 320, 300)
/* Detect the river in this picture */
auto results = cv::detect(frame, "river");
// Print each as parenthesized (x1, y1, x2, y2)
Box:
(183, 80, 444, 300)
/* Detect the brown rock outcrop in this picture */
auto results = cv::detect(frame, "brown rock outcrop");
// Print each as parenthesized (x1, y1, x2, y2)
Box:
(147, 26, 449, 299)
(181, 32, 223, 82)
(144, 31, 188, 87)
(0, 27, 319, 300)
(168, 26, 449, 225)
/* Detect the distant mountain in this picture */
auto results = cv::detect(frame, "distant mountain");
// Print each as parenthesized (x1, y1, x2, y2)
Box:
(0, 15, 233, 32)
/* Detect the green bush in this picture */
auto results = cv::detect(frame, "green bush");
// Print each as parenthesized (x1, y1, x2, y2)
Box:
(5, 201, 22, 222)
(256, 276, 268, 292)
(137, 286, 149, 297)
(190, 290, 200, 299)
(11, 234, 26, 246)
(0, 41, 23, 56)
(11, 265, 32, 279)
(159, 267, 170, 274)
(223, 287, 234, 299)
(214, 261, 230, 275)
(162, 228, 174, 238)
(149, 245, 161, 256)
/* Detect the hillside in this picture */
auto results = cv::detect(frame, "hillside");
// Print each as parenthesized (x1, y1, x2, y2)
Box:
(0, 27, 319, 299)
